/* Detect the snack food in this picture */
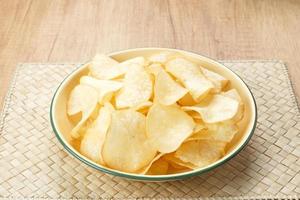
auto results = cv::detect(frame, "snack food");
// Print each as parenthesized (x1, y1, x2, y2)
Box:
(66, 52, 244, 175)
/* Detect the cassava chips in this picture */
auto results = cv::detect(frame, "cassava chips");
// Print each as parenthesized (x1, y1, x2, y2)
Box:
(66, 52, 245, 175)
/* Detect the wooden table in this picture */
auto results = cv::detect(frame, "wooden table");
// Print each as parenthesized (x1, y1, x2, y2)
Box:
(1, 0, 300, 109)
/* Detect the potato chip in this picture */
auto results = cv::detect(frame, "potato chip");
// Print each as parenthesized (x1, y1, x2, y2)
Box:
(166, 58, 214, 101)
(118, 56, 147, 71)
(178, 93, 197, 106)
(102, 110, 157, 172)
(115, 64, 152, 108)
(67, 85, 98, 138)
(146, 158, 169, 175)
(163, 153, 197, 169)
(154, 69, 188, 105)
(137, 153, 164, 174)
(80, 76, 123, 104)
(146, 103, 195, 153)
(222, 89, 244, 122)
(147, 63, 164, 76)
(175, 140, 226, 168)
(132, 101, 153, 115)
(89, 54, 125, 80)
(148, 52, 174, 64)
(201, 67, 228, 92)
(182, 94, 239, 123)
(80, 103, 114, 164)
(206, 123, 238, 142)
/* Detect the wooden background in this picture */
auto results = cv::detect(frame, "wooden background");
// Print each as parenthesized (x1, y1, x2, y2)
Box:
(1, 0, 300, 109)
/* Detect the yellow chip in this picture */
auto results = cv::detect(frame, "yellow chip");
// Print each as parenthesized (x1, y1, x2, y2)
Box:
(163, 153, 197, 169)
(89, 54, 125, 80)
(166, 58, 214, 101)
(146, 158, 169, 175)
(80, 103, 114, 164)
(115, 64, 152, 108)
(137, 153, 164, 174)
(182, 94, 239, 123)
(154, 69, 188, 105)
(222, 89, 244, 122)
(80, 76, 123, 104)
(132, 101, 153, 115)
(118, 56, 147, 72)
(175, 140, 226, 168)
(201, 67, 228, 92)
(146, 104, 195, 153)
(148, 52, 174, 64)
(147, 63, 164, 76)
(178, 93, 198, 106)
(67, 85, 98, 138)
(102, 110, 157, 172)
(206, 123, 238, 142)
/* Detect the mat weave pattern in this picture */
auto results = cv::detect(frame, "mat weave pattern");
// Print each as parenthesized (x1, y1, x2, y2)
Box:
(0, 61, 299, 199)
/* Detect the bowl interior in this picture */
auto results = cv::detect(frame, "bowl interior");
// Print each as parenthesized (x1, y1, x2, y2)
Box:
(51, 48, 256, 181)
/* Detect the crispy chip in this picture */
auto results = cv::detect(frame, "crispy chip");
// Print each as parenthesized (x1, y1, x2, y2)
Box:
(166, 58, 214, 101)
(102, 110, 157, 172)
(206, 123, 238, 142)
(163, 153, 197, 169)
(115, 64, 152, 108)
(67, 85, 98, 138)
(80, 103, 114, 164)
(182, 94, 239, 123)
(89, 54, 125, 80)
(132, 101, 153, 115)
(146, 158, 169, 175)
(137, 153, 164, 174)
(201, 67, 228, 92)
(178, 93, 198, 106)
(118, 57, 147, 71)
(148, 52, 174, 64)
(146, 104, 195, 153)
(154, 69, 188, 105)
(222, 89, 244, 122)
(175, 140, 226, 168)
(147, 63, 164, 76)
(80, 76, 123, 104)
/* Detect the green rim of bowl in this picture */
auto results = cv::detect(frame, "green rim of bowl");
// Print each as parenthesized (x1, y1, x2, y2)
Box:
(50, 48, 257, 181)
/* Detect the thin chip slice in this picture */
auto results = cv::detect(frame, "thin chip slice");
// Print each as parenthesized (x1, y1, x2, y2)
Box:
(166, 58, 214, 101)
(147, 63, 164, 76)
(146, 104, 195, 153)
(118, 56, 147, 72)
(89, 54, 124, 80)
(201, 67, 228, 92)
(154, 69, 188, 105)
(222, 89, 244, 122)
(102, 110, 157, 172)
(146, 158, 169, 175)
(163, 153, 197, 169)
(67, 85, 98, 138)
(206, 123, 238, 142)
(137, 153, 164, 174)
(115, 64, 152, 108)
(80, 76, 123, 104)
(132, 101, 153, 114)
(148, 52, 174, 64)
(175, 140, 226, 168)
(182, 94, 239, 123)
(178, 93, 197, 106)
(80, 103, 114, 164)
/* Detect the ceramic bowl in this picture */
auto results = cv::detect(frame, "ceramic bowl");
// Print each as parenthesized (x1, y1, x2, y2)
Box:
(50, 48, 257, 181)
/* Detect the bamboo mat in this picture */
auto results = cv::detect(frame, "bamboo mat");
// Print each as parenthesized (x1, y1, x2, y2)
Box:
(0, 61, 299, 199)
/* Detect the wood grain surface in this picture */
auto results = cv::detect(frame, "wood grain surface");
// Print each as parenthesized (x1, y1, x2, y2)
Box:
(1, 0, 300, 109)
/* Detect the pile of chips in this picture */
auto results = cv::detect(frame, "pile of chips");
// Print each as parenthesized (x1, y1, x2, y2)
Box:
(67, 52, 244, 175)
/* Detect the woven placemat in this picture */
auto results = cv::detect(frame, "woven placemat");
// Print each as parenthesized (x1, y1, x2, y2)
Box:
(0, 61, 299, 199)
